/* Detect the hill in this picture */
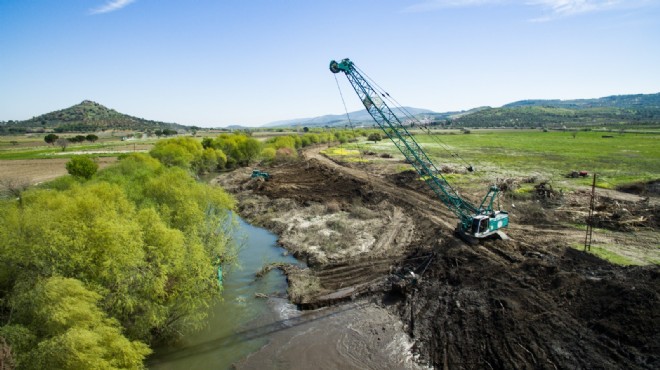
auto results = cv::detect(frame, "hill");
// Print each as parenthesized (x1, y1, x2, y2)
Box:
(452, 93, 660, 128)
(262, 107, 436, 128)
(503, 93, 660, 110)
(0, 100, 188, 134)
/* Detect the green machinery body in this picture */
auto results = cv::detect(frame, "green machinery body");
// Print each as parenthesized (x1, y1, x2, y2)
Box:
(251, 169, 270, 181)
(330, 58, 508, 239)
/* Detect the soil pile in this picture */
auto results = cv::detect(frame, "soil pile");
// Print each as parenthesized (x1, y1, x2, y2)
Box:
(396, 240, 658, 369)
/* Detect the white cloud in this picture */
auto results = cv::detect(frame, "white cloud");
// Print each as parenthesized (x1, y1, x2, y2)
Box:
(404, 0, 654, 20)
(90, 0, 137, 15)
(528, 0, 622, 21)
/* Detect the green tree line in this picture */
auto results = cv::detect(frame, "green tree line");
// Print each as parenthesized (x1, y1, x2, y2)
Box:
(0, 152, 236, 368)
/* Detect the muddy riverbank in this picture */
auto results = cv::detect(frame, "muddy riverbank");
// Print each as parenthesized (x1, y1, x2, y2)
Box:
(213, 147, 659, 369)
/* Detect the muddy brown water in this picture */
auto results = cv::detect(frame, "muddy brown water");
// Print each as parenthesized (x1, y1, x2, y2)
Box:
(149, 216, 421, 369)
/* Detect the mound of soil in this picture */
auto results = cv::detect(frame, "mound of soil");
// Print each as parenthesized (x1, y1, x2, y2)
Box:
(618, 179, 660, 197)
(395, 241, 659, 369)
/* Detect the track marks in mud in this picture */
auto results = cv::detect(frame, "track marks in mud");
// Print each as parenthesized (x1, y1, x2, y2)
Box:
(400, 240, 659, 369)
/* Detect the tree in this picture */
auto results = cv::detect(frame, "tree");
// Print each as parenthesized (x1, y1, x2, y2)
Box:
(44, 133, 59, 145)
(55, 138, 69, 151)
(209, 134, 262, 168)
(303, 127, 309, 133)
(150, 137, 201, 169)
(162, 129, 178, 136)
(66, 156, 98, 179)
(69, 135, 86, 143)
(0, 154, 237, 363)
(201, 137, 213, 149)
(4, 277, 151, 369)
(367, 132, 382, 143)
(86, 134, 99, 142)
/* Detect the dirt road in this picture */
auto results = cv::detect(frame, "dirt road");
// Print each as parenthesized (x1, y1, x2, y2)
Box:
(215, 145, 659, 369)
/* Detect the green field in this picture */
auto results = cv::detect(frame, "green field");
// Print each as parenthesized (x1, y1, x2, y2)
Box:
(0, 134, 159, 159)
(338, 129, 660, 190)
(4, 129, 659, 189)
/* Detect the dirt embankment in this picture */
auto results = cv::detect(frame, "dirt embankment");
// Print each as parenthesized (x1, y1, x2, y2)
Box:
(213, 147, 659, 369)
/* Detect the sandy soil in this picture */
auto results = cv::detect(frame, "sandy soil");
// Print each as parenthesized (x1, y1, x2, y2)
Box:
(213, 145, 659, 369)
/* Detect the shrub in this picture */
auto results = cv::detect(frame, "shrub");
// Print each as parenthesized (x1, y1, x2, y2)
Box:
(44, 133, 59, 145)
(261, 147, 276, 162)
(368, 132, 382, 143)
(65, 156, 98, 179)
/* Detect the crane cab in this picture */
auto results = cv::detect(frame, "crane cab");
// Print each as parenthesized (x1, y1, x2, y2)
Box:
(471, 211, 509, 238)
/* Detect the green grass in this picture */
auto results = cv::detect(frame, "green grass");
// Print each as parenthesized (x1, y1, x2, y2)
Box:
(339, 130, 659, 190)
(572, 245, 640, 266)
(0, 140, 156, 160)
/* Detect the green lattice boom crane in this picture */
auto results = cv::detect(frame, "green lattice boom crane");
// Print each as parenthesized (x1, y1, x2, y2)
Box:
(330, 58, 508, 240)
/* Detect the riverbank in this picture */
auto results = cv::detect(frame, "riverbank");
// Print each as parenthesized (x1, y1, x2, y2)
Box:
(212, 145, 659, 369)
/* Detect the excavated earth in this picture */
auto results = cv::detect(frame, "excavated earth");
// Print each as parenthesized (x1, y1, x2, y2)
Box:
(213, 147, 659, 369)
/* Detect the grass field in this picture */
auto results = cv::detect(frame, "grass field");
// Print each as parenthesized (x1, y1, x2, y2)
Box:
(336, 129, 660, 190)
(0, 134, 158, 160)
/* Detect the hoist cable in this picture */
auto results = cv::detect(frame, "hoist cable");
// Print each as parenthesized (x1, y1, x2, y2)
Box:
(334, 74, 372, 181)
(354, 65, 474, 171)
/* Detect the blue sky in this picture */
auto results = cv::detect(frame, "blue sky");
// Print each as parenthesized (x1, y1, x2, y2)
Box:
(1, 0, 659, 127)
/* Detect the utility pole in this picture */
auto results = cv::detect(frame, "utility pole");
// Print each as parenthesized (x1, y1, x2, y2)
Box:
(584, 173, 596, 251)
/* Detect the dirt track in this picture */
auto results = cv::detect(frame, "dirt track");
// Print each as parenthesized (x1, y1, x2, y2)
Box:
(214, 146, 659, 369)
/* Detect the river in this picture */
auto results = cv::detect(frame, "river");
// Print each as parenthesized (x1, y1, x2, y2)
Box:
(149, 215, 422, 370)
(149, 215, 303, 369)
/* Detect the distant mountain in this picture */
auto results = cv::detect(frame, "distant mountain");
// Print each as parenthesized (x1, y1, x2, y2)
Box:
(453, 93, 660, 128)
(503, 93, 660, 110)
(1, 100, 188, 134)
(262, 107, 436, 128)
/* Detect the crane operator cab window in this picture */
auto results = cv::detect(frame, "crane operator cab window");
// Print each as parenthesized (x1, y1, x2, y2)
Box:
(472, 216, 489, 236)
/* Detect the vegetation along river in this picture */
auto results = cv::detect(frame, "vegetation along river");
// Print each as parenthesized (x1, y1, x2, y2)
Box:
(149, 215, 303, 369)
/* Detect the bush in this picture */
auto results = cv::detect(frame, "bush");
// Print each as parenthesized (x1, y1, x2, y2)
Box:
(261, 147, 276, 162)
(65, 156, 98, 179)
(208, 134, 261, 168)
(150, 137, 228, 174)
(44, 133, 58, 145)
(1, 154, 237, 365)
(368, 132, 382, 143)
(275, 147, 297, 161)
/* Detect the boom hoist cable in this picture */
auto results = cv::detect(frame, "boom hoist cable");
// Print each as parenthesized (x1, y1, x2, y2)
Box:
(354, 65, 475, 172)
(333, 73, 374, 185)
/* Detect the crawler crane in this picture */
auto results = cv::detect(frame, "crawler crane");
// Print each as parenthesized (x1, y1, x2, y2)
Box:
(330, 58, 508, 241)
